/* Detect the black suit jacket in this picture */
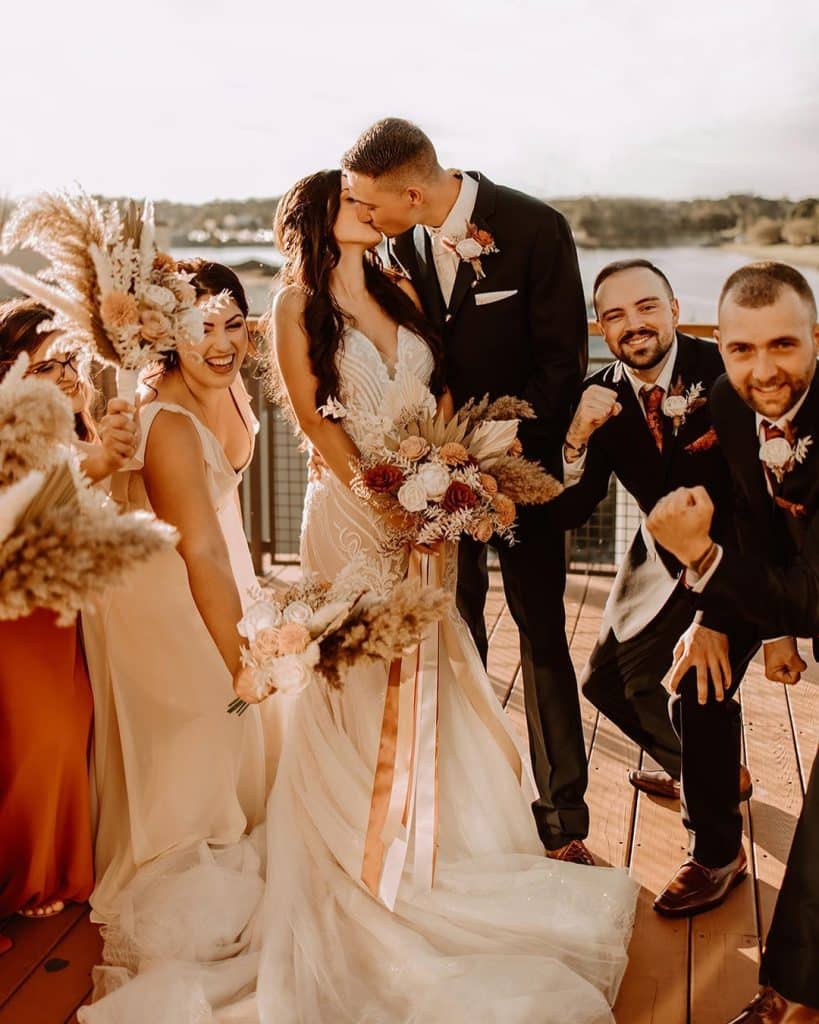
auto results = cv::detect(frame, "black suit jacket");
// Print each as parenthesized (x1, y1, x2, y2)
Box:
(697, 370, 819, 651)
(551, 332, 736, 640)
(390, 173, 588, 467)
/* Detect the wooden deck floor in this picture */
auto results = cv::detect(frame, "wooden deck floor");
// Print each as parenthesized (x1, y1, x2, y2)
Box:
(1, 569, 814, 1023)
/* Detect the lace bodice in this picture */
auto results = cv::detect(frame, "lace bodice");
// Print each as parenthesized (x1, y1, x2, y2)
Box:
(335, 325, 435, 451)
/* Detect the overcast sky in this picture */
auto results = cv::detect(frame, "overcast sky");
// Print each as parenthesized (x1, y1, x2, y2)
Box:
(2, 0, 817, 203)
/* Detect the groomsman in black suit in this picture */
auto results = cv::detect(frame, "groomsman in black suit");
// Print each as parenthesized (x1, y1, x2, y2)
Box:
(553, 259, 758, 915)
(342, 118, 592, 863)
(648, 262, 819, 1023)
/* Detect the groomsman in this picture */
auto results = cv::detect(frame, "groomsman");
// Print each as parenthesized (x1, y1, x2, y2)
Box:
(553, 259, 758, 915)
(648, 261, 819, 1022)
(342, 118, 593, 863)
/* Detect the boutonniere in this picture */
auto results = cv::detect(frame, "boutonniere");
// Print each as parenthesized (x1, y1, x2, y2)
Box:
(661, 377, 707, 434)
(759, 423, 813, 484)
(441, 223, 499, 282)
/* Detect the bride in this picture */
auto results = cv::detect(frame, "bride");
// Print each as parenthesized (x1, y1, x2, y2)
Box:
(247, 170, 637, 1023)
(80, 175, 636, 1024)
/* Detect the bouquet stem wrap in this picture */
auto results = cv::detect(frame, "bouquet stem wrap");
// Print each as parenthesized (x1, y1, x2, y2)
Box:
(361, 548, 522, 909)
(116, 367, 140, 404)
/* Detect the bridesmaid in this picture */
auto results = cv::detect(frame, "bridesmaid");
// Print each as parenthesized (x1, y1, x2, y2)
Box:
(0, 299, 137, 947)
(83, 261, 273, 920)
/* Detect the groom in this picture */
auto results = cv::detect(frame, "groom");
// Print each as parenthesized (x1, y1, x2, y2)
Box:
(342, 118, 592, 863)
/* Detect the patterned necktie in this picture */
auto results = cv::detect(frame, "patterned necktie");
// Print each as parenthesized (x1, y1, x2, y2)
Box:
(641, 385, 665, 452)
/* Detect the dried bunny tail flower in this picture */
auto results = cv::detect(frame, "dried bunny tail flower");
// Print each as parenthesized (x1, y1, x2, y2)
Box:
(489, 456, 563, 505)
(316, 579, 451, 689)
(0, 367, 75, 486)
(485, 396, 536, 421)
(0, 502, 177, 625)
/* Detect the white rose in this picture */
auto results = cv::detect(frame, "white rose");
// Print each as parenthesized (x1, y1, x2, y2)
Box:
(143, 284, 178, 313)
(269, 654, 313, 695)
(176, 306, 205, 344)
(759, 437, 793, 468)
(662, 395, 689, 418)
(455, 238, 483, 260)
(397, 475, 429, 513)
(283, 600, 313, 625)
(417, 462, 451, 501)
(238, 599, 282, 641)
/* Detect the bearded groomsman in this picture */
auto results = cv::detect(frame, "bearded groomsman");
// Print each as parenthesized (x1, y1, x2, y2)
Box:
(342, 118, 593, 863)
(553, 259, 759, 915)
(648, 262, 819, 1023)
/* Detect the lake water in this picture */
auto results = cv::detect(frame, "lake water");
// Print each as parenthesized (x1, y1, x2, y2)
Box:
(171, 244, 819, 324)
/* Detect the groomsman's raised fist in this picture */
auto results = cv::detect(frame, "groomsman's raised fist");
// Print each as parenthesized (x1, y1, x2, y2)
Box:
(646, 486, 715, 566)
(564, 385, 622, 459)
(763, 637, 807, 686)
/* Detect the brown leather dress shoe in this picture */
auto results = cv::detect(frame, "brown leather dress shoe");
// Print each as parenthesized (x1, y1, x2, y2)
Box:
(628, 765, 754, 801)
(653, 846, 747, 917)
(546, 840, 595, 866)
(726, 986, 819, 1023)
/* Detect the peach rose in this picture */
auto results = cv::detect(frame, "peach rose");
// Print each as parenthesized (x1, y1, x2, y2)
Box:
(253, 627, 280, 658)
(479, 473, 498, 496)
(493, 494, 517, 527)
(507, 438, 523, 458)
(140, 309, 172, 343)
(276, 622, 312, 655)
(101, 291, 140, 329)
(398, 436, 430, 461)
(439, 442, 470, 466)
(470, 518, 494, 543)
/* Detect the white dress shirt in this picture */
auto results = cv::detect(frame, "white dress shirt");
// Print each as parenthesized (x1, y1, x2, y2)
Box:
(562, 336, 679, 487)
(425, 172, 479, 307)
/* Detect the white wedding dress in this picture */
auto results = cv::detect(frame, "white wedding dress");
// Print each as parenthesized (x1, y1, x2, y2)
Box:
(80, 326, 637, 1024)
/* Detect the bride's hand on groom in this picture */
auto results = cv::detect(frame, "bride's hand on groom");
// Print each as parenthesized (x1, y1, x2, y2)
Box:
(668, 622, 731, 705)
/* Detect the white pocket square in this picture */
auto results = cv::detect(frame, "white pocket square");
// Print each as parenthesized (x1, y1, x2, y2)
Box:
(474, 289, 518, 306)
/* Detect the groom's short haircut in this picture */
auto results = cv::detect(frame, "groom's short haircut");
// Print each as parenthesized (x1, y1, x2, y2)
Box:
(719, 261, 817, 321)
(341, 118, 439, 185)
(592, 258, 674, 313)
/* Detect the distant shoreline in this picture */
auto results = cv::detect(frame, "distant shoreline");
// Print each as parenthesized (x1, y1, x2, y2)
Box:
(721, 242, 819, 270)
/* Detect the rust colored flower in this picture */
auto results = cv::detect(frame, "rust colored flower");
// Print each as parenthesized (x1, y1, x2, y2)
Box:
(493, 493, 517, 527)
(153, 252, 177, 273)
(470, 226, 495, 249)
(276, 622, 312, 654)
(101, 291, 140, 329)
(442, 481, 478, 512)
(363, 463, 405, 494)
(479, 473, 498, 496)
(439, 442, 470, 466)
(507, 438, 523, 458)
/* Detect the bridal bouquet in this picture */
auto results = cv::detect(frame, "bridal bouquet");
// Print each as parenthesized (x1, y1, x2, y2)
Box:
(338, 373, 563, 551)
(0, 191, 205, 400)
(0, 355, 178, 623)
(228, 560, 450, 711)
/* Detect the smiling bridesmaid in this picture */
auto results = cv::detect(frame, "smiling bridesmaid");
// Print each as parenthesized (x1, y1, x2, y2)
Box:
(82, 261, 272, 919)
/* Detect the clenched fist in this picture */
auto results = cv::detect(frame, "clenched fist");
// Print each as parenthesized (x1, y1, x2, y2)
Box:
(763, 637, 806, 686)
(646, 486, 715, 566)
(564, 385, 622, 458)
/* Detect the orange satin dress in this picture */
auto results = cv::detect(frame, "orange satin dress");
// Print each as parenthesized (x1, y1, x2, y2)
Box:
(0, 609, 94, 916)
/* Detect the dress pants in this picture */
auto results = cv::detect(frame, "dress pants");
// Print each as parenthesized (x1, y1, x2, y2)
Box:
(456, 503, 588, 850)
(580, 585, 690, 780)
(761, 753, 819, 1007)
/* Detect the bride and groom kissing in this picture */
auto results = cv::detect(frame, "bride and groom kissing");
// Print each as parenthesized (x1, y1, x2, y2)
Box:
(83, 118, 635, 1023)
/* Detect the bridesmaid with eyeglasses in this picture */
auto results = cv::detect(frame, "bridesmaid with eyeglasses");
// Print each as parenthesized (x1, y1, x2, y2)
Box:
(0, 299, 137, 951)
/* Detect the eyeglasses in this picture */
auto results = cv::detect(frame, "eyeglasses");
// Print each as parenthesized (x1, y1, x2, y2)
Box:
(25, 352, 81, 382)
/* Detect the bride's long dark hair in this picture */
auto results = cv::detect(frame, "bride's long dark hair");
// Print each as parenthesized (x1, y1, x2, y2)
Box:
(265, 169, 446, 410)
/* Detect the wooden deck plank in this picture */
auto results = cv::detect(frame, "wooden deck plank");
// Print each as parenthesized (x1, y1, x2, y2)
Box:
(0, 911, 101, 1024)
(0, 904, 87, 1005)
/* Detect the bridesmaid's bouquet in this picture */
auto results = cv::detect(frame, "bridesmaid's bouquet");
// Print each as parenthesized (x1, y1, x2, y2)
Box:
(0, 355, 178, 623)
(339, 375, 563, 552)
(228, 559, 450, 711)
(0, 191, 205, 400)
